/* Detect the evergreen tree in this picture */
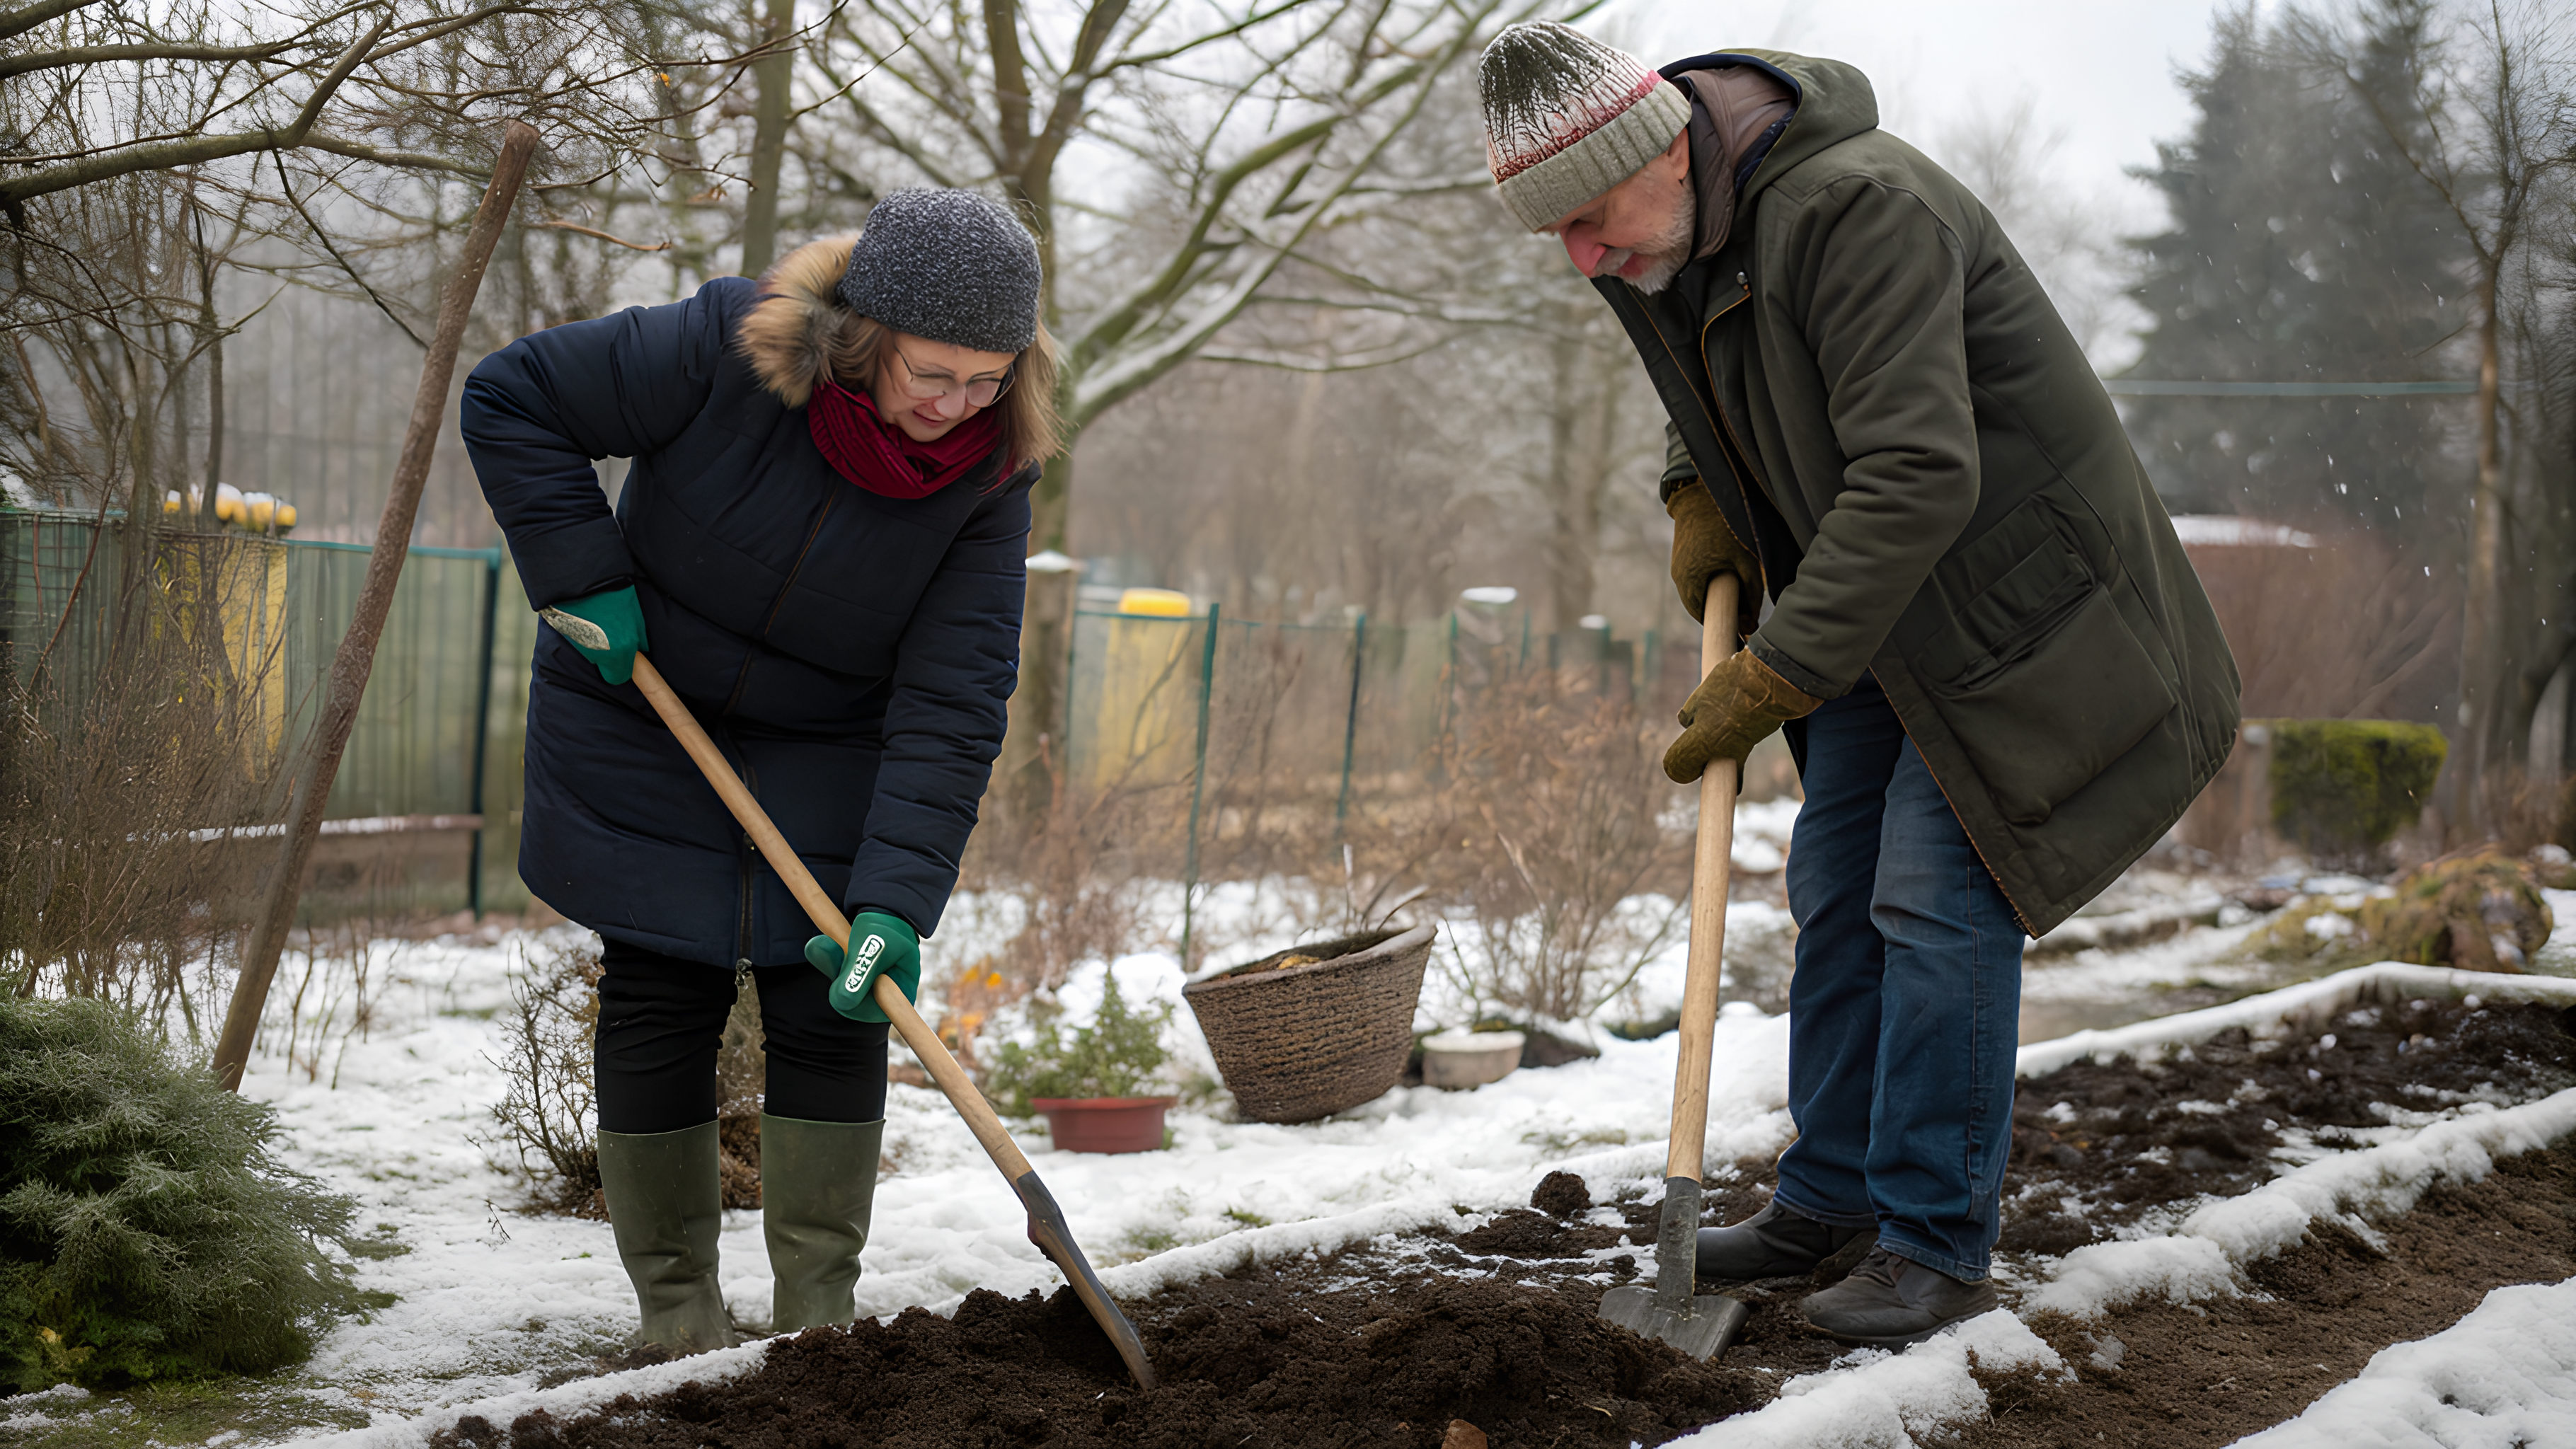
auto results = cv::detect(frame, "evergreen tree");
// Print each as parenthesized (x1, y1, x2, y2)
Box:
(2123, 1, 2473, 536)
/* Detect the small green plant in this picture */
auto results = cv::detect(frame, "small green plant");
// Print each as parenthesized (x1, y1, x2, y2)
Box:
(984, 968, 1173, 1115)
(0, 997, 370, 1392)
(2267, 719, 2447, 866)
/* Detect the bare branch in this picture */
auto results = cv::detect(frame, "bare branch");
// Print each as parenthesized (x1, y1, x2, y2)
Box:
(0, 0, 98, 43)
(0, 13, 391, 220)
(272, 151, 426, 347)
(536, 217, 673, 250)
(302, 132, 494, 177)
(0, 40, 304, 81)
(1099, 0, 1307, 75)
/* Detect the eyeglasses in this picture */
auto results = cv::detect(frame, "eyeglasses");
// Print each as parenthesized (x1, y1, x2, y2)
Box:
(890, 344, 1016, 409)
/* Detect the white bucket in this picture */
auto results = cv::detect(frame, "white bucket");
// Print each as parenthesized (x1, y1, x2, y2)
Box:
(1420, 1029, 1525, 1090)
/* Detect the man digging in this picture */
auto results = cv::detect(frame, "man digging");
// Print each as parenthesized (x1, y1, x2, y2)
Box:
(1476, 28, 2239, 1346)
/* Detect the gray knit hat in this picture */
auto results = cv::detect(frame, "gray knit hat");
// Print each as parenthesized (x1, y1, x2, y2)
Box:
(1478, 22, 1692, 233)
(836, 189, 1041, 354)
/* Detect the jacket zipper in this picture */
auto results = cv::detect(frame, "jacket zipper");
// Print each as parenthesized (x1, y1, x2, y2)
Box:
(1698, 275, 1772, 502)
(718, 486, 836, 966)
(734, 752, 762, 967)
(1643, 275, 1771, 589)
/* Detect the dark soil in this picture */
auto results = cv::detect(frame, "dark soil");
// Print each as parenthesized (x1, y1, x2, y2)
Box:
(442, 1264, 1769, 1449)
(1953, 1142, 2576, 1448)
(471, 1000, 2576, 1449)
(2001, 998, 2576, 1254)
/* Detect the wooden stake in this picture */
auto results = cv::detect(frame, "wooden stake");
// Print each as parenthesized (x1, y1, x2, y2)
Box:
(211, 121, 540, 1091)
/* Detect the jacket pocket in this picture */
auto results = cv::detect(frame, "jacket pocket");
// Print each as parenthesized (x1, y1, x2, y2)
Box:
(1919, 533, 2178, 826)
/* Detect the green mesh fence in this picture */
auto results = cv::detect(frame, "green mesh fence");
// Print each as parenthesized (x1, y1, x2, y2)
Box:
(0, 510, 535, 917)
(7, 506, 1678, 923)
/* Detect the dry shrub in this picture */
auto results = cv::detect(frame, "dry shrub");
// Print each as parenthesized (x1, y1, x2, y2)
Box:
(715, 981, 764, 1208)
(2185, 529, 2456, 720)
(485, 935, 769, 1214)
(1, 526, 285, 1026)
(1430, 673, 1692, 1022)
(483, 933, 605, 1216)
(946, 758, 1161, 1055)
(2480, 766, 2576, 855)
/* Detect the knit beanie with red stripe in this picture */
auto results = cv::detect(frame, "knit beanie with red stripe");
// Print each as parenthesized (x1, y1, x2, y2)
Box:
(1478, 21, 1691, 233)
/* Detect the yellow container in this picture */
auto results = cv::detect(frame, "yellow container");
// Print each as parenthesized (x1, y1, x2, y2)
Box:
(1116, 587, 1192, 617)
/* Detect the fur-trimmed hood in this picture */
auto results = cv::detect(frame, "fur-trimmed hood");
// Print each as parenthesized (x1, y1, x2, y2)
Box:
(736, 233, 859, 409)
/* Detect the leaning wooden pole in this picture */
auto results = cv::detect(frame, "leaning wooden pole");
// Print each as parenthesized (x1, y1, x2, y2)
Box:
(212, 121, 540, 1091)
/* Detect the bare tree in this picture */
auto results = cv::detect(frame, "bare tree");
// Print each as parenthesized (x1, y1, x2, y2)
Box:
(1931, 91, 2135, 363)
(2308, 0, 2576, 823)
(795, 0, 1565, 798)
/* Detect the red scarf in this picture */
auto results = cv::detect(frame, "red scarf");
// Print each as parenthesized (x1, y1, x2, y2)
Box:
(806, 376, 1003, 499)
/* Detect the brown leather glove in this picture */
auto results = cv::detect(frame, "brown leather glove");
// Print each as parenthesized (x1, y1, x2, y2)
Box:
(1668, 483, 1763, 638)
(1664, 649, 1824, 785)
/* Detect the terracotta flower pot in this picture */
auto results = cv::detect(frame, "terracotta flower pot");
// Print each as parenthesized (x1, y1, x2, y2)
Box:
(1029, 1096, 1176, 1154)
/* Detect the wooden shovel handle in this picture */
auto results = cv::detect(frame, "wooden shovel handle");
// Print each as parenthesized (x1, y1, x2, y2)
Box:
(627, 654, 1156, 1390)
(631, 656, 1036, 1178)
(1667, 575, 1742, 1184)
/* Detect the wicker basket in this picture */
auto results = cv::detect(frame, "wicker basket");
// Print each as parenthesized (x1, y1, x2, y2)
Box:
(1183, 923, 1435, 1124)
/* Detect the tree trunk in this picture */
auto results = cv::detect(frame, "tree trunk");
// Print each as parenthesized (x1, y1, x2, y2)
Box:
(1010, 439, 1075, 812)
(996, 550, 1077, 818)
(738, 0, 798, 277)
(201, 333, 224, 527)
(2457, 263, 2506, 832)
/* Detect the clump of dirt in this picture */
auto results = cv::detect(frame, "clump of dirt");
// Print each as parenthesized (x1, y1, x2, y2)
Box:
(467, 1274, 1767, 1449)
(1531, 1169, 1593, 1218)
(2001, 998, 2575, 1254)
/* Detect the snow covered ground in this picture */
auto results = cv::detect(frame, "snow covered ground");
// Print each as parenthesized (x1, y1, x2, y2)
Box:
(8, 850, 2576, 1445)
(8, 922, 1803, 1443)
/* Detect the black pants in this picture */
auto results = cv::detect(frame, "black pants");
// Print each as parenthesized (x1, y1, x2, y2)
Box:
(594, 940, 890, 1134)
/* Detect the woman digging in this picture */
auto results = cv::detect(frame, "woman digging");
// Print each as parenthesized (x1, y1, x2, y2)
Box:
(461, 190, 1057, 1351)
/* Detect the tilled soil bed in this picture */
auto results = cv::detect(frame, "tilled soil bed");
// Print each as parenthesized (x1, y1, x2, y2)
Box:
(455, 999, 2576, 1449)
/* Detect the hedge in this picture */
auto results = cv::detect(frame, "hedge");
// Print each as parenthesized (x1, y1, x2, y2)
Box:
(2267, 718, 2447, 861)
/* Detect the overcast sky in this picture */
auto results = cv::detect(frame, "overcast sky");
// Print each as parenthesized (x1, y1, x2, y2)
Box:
(1599, 0, 2239, 230)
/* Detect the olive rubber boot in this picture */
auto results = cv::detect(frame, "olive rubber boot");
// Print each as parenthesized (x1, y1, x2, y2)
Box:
(760, 1114, 882, 1334)
(595, 1121, 739, 1354)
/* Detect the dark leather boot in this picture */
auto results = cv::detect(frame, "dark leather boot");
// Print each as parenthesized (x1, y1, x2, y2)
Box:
(1800, 1246, 1999, 1346)
(1696, 1199, 1875, 1282)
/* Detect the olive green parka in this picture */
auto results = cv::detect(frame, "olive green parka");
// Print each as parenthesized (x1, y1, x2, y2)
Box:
(1600, 50, 2239, 936)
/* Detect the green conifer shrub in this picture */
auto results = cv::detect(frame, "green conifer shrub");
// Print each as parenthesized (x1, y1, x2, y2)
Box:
(2267, 720, 2448, 865)
(984, 969, 1173, 1116)
(0, 997, 369, 1392)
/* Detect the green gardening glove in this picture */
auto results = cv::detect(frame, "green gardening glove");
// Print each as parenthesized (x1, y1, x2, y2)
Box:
(805, 911, 920, 1024)
(538, 584, 647, 686)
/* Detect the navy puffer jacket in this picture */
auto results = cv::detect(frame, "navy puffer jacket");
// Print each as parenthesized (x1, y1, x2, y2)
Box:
(461, 235, 1033, 966)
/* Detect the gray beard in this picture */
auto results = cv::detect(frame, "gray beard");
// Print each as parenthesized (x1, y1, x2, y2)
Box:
(1619, 191, 1698, 296)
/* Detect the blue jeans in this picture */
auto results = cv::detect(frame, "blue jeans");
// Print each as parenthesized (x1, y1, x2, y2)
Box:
(1770, 675, 2025, 1281)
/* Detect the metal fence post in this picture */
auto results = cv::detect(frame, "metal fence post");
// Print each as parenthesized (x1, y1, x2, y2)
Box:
(1178, 602, 1219, 972)
(1334, 611, 1366, 841)
(465, 547, 502, 918)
